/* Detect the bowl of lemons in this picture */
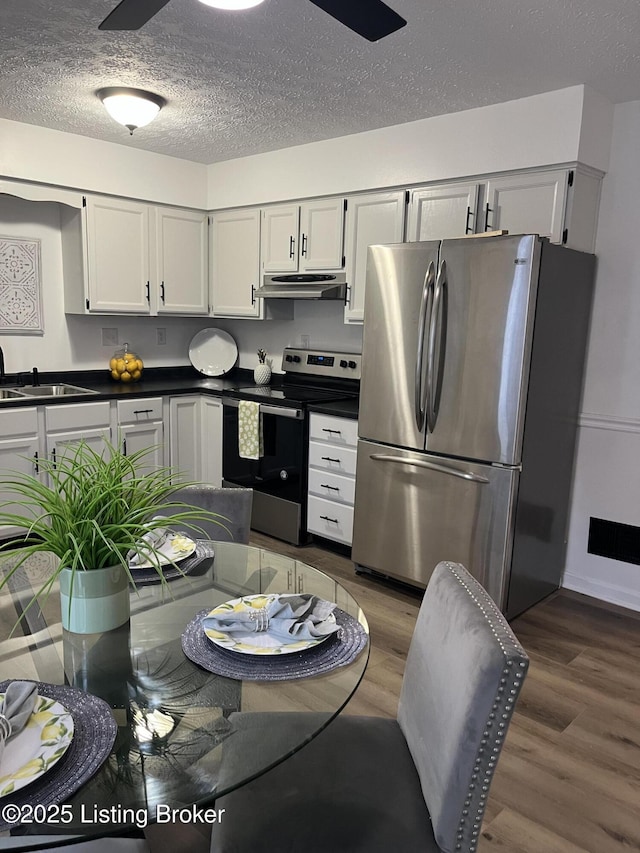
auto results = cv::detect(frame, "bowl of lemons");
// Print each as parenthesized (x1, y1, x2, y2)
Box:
(109, 342, 144, 383)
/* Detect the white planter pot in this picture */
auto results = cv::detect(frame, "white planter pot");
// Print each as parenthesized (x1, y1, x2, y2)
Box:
(59, 565, 130, 633)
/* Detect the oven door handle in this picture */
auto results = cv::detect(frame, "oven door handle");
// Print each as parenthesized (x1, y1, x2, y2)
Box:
(222, 398, 304, 419)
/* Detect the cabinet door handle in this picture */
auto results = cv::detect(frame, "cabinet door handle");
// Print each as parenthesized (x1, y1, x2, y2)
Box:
(146, 281, 150, 302)
(344, 284, 351, 307)
(320, 483, 339, 491)
(301, 233, 308, 257)
(322, 428, 341, 435)
(321, 456, 341, 463)
(465, 205, 474, 234)
(287, 569, 293, 590)
(133, 409, 153, 415)
(51, 448, 57, 468)
(484, 203, 492, 231)
(122, 438, 127, 456)
(289, 236, 295, 258)
(160, 281, 165, 303)
(320, 515, 339, 523)
(297, 574, 303, 593)
(251, 284, 256, 305)
(33, 452, 39, 475)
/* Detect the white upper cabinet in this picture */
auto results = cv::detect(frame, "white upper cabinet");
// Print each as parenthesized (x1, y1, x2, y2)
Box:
(85, 196, 151, 313)
(298, 198, 345, 270)
(156, 207, 208, 315)
(70, 195, 208, 315)
(261, 198, 345, 273)
(407, 183, 480, 241)
(343, 190, 406, 324)
(210, 207, 263, 318)
(261, 204, 300, 273)
(482, 170, 569, 243)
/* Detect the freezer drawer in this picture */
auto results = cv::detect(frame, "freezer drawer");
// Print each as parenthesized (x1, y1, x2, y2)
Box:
(352, 439, 518, 606)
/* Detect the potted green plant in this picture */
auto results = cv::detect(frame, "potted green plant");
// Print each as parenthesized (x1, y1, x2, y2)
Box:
(0, 438, 227, 633)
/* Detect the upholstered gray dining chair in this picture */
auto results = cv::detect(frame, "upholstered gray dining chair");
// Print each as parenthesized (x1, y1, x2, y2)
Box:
(158, 485, 253, 544)
(210, 561, 529, 853)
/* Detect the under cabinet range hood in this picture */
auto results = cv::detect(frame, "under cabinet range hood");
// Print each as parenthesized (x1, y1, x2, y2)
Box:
(254, 273, 347, 300)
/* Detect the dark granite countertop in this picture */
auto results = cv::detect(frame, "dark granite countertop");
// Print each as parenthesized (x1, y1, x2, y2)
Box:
(0, 366, 255, 409)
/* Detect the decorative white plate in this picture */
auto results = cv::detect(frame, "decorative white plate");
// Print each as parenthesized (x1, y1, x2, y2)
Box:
(203, 594, 336, 656)
(129, 533, 196, 570)
(189, 328, 238, 376)
(0, 695, 74, 798)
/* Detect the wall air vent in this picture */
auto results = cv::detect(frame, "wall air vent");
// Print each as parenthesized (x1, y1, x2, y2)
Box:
(588, 517, 640, 565)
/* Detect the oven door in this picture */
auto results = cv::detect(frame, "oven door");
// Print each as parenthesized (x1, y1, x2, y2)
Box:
(222, 399, 307, 543)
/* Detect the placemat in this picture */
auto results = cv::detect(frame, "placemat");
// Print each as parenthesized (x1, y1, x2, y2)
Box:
(128, 541, 215, 586)
(181, 608, 368, 681)
(0, 681, 117, 832)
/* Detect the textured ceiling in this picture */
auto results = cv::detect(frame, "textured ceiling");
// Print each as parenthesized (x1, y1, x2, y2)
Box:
(1, 0, 639, 165)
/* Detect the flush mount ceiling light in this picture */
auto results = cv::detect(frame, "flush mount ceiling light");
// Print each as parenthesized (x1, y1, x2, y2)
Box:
(96, 86, 166, 135)
(197, 0, 264, 7)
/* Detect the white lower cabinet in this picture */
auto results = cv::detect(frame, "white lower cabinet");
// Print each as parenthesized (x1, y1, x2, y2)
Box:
(169, 395, 223, 486)
(44, 402, 112, 475)
(0, 408, 41, 538)
(117, 397, 165, 472)
(201, 397, 223, 487)
(307, 413, 358, 546)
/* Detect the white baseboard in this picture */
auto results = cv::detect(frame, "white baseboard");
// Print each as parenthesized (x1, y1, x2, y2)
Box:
(562, 572, 640, 612)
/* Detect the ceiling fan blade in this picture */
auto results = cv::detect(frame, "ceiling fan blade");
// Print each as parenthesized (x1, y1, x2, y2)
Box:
(99, 0, 172, 30)
(308, 0, 406, 41)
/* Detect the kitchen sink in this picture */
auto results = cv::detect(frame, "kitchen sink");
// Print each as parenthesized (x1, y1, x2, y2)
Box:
(0, 388, 28, 399)
(13, 383, 98, 397)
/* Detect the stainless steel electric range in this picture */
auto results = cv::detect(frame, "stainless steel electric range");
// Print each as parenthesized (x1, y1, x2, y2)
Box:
(222, 347, 361, 545)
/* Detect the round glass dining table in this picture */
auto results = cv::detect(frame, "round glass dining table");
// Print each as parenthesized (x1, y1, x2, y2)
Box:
(0, 542, 369, 849)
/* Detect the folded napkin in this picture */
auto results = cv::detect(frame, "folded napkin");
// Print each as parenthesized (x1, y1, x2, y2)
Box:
(203, 594, 339, 643)
(127, 523, 168, 566)
(0, 681, 38, 765)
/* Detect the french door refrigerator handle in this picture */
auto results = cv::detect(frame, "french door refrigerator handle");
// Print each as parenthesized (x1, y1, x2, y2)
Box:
(370, 453, 489, 483)
(414, 261, 435, 433)
(426, 259, 447, 433)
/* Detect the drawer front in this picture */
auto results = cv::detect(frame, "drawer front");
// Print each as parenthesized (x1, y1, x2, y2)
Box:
(309, 413, 358, 448)
(0, 407, 39, 437)
(307, 495, 354, 545)
(117, 397, 163, 423)
(45, 402, 111, 431)
(308, 468, 356, 506)
(308, 441, 357, 476)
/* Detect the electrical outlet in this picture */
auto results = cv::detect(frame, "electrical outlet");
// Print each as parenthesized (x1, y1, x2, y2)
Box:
(102, 328, 118, 347)
(157, 327, 167, 346)
(301, 334, 310, 349)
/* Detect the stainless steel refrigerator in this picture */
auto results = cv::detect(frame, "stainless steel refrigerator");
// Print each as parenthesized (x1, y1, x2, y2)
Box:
(352, 234, 595, 618)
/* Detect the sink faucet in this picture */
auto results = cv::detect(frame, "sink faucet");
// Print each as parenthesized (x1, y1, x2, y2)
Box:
(32, 367, 40, 387)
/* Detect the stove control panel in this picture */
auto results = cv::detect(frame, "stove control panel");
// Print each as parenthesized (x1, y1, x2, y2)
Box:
(283, 348, 361, 380)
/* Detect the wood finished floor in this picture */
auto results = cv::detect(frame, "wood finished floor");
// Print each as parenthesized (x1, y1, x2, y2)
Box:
(249, 531, 640, 853)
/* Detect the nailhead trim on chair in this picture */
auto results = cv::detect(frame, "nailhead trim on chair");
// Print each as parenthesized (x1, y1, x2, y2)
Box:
(441, 562, 528, 853)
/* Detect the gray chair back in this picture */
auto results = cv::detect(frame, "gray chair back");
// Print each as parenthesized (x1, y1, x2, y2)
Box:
(398, 561, 529, 853)
(161, 486, 253, 544)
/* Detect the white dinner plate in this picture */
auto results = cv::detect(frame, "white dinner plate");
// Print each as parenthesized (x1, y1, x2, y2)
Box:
(203, 593, 336, 656)
(0, 695, 74, 798)
(189, 329, 238, 376)
(129, 533, 196, 570)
